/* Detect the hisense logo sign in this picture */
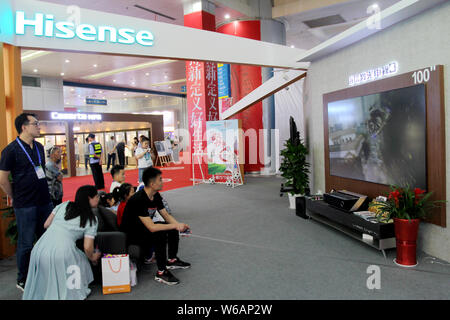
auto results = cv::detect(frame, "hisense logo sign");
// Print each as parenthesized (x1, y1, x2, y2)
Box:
(15, 11, 154, 46)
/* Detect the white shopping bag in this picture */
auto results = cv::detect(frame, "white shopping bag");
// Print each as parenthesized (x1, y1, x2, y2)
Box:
(101, 254, 131, 295)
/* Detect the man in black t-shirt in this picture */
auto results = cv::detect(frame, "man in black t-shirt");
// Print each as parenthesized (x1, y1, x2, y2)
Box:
(0, 113, 53, 292)
(120, 167, 191, 285)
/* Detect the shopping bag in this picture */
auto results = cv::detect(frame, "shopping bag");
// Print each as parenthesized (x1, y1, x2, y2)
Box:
(101, 254, 131, 295)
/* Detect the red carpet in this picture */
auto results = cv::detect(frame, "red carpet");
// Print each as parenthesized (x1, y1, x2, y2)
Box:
(62, 164, 193, 202)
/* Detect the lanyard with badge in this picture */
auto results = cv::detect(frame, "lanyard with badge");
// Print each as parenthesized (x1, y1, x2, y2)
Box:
(16, 138, 46, 179)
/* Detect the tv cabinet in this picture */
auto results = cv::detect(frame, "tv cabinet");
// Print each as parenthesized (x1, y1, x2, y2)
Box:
(306, 198, 396, 258)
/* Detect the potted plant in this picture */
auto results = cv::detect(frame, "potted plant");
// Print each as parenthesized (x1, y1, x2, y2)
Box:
(279, 131, 310, 217)
(0, 204, 17, 258)
(370, 185, 443, 267)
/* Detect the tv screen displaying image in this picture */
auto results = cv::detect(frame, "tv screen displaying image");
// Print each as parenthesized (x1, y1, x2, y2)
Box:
(327, 84, 427, 189)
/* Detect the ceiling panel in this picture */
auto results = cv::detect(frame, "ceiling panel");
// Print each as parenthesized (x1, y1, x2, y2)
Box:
(21, 50, 187, 94)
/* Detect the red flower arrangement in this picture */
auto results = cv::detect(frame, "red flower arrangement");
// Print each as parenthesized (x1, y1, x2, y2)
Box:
(371, 185, 443, 221)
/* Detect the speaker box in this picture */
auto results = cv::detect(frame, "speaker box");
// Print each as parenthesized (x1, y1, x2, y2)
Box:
(295, 196, 308, 219)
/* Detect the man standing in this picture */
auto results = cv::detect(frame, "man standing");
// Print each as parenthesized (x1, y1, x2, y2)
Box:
(120, 167, 191, 286)
(87, 133, 105, 190)
(106, 136, 117, 171)
(46, 146, 63, 208)
(74, 137, 80, 168)
(0, 113, 53, 292)
(115, 139, 126, 167)
(83, 137, 90, 170)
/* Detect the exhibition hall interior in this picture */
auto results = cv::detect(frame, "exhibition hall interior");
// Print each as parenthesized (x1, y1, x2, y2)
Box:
(0, 0, 449, 301)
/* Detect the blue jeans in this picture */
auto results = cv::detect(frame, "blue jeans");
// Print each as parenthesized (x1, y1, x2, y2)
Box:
(84, 155, 90, 169)
(138, 168, 145, 183)
(14, 203, 53, 282)
(138, 166, 153, 183)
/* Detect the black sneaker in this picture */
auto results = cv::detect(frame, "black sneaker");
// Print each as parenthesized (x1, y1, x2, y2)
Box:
(166, 257, 191, 270)
(154, 270, 179, 285)
(16, 281, 25, 292)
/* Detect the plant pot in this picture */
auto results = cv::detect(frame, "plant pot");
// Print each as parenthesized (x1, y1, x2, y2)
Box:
(393, 218, 420, 267)
(295, 196, 308, 219)
(288, 194, 302, 209)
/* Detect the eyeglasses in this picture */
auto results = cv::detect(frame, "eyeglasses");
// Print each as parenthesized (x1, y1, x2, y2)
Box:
(27, 121, 40, 127)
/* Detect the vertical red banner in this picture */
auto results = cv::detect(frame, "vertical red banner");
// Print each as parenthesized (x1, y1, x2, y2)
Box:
(205, 62, 219, 122)
(186, 61, 207, 180)
(184, 10, 218, 182)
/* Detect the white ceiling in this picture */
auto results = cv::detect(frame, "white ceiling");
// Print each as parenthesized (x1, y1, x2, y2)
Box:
(22, 50, 187, 94)
(281, 0, 401, 50)
(26, 0, 400, 104)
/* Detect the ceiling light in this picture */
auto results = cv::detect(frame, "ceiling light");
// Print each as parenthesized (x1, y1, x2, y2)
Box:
(145, 73, 149, 76)
(99, 91, 103, 93)
(93, 64, 98, 68)
(151, 78, 186, 87)
(65, 59, 70, 63)
(113, 79, 117, 83)
(102, 96, 106, 99)
(290, 45, 295, 48)
(60, 73, 65, 76)
(21, 50, 52, 63)
(123, 93, 127, 96)
(83, 59, 176, 80)
(145, 95, 149, 98)
(169, 86, 172, 89)
(73, 126, 80, 131)
(33, 69, 38, 73)
(70, 88, 75, 92)
(225, 14, 230, 19)
(164, 75, 168, 79)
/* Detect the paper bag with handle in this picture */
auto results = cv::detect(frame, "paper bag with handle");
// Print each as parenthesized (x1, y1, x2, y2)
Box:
(101, 254, 131, 295)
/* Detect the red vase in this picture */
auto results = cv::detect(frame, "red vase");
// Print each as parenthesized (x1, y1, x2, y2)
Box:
(394, 218, 420, 267)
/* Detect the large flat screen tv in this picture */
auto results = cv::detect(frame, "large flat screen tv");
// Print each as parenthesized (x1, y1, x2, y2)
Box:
(327, 84, 426, 189)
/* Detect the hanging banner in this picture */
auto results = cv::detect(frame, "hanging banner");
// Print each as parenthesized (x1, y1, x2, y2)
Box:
(217, 63, 231, 99)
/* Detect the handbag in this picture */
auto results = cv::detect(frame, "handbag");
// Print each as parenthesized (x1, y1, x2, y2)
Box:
(101, 254, 131, 295)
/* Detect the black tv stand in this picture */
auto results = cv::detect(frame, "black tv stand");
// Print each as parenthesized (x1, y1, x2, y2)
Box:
(306, 198, 396, 258)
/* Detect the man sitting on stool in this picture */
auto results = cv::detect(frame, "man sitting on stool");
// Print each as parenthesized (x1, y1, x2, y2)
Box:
(119, 166, 191, 285)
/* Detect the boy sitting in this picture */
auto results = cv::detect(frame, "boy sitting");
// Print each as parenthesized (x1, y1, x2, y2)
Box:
(110, 165, 125, 193)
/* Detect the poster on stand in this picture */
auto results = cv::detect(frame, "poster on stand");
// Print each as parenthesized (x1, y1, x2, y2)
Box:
(206, 120, 244, 183)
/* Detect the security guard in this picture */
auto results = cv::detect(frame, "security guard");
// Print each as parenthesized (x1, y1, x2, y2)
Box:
(87, 133, 105, 190)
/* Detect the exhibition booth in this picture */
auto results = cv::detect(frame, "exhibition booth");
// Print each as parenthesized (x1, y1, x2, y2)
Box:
(0, 0, 449, 287)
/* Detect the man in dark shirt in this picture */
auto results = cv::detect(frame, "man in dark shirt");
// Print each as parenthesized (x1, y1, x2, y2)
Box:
(120, 167, 191, 285)
(115, 140, 126, 167)
(0, 113, 53, 292)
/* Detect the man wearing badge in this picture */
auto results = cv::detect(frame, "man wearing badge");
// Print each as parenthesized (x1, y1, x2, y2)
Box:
(0, 113, 53, 292)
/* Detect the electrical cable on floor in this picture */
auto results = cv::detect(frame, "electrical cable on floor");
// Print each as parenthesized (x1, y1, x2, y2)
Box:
(182, 233, 450, 275)
(423, 256, 450, 267)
